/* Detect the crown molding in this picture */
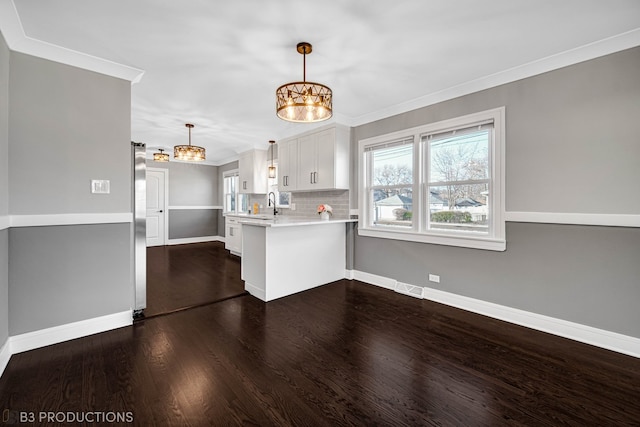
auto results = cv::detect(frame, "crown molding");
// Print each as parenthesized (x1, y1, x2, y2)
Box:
(351, 28, 640, 127)
(0, 0, 144, 84)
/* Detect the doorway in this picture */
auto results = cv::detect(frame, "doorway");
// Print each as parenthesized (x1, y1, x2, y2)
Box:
(146, 168, 168, 247)
(141, 166, 246, 319)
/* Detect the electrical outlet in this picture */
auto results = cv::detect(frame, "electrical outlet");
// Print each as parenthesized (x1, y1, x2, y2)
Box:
(290, 203, 296, 211)
(428, 274, 440, 283)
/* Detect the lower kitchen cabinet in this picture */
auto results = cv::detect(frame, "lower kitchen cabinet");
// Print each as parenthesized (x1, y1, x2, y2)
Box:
(224, 217, 242, 256)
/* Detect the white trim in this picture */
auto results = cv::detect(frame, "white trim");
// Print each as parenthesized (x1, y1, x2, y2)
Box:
(344, 269, 355, 280)
(244, 282, 266, 301)
(358, 107, 506, 252)
(350, 28, 640, 127)
(0, 338, 10, 378)
(506, 211, 640, 228)
(353, 270, 397, 291)
(167, 235, 224, 245)
(9, 310, 132, 355)
(9, 213, 132, 227)
(352, 270, 640, 358)
(213, 154, 240, 167)
(358, 228, 506, 251)
(168, 205, 223, 210)
(421, 286, 640, 359)
(3, 212, 636, 230)
(349, 209, 359, 217)
(0, 0, 144, 83)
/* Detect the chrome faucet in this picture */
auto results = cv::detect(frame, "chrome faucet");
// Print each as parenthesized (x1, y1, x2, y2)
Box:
(268, 192, 278, 216)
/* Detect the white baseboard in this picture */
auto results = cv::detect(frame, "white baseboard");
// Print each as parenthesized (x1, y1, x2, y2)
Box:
(353, 270, 397, 291)
(9, 310, 132, 355)
(167, 236, 224, 245)
(0, 338, 10, 378)
(351, 270, 640, 358)
(244, 282, 265, 302)
(344, 269, 355, 280)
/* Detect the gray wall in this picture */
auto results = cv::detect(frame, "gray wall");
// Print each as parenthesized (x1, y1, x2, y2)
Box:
(9, 225, 132, 335)
(148, 161, 220, 239)
(7, 50, 133, 334)
(169, 209, 218, 239)
(9, 53, 131, 215)
(352, 47, 640, 338)
(0, 33, 10, 348)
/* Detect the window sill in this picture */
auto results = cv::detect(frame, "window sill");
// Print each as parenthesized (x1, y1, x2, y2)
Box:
(357, 226, 506, 251)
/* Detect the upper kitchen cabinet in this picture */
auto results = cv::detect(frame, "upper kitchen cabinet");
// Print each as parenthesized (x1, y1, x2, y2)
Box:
(278, 138, 298, 191)
(277, 125, 350, 192)
(239, 149, 268, 194)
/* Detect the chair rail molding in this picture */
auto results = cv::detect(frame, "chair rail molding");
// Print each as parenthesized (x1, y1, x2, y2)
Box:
(505, 211, 640, 228)
(9, 213, 133, 228)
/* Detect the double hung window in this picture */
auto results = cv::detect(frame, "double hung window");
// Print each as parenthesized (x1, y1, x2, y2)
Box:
(223, 170, 248, 214)
(359, 108, 505, 251)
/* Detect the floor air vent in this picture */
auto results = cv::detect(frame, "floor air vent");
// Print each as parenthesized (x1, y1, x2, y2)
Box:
(395, 282, 424, 299)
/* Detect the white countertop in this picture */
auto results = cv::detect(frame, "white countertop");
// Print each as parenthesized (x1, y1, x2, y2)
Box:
(228, 214, 356, 228)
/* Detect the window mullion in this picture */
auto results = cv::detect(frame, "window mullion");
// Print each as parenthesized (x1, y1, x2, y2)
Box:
(358, 107, 505, 250)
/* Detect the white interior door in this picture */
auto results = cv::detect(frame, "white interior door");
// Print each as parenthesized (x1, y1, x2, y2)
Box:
(146, 169, 167, 246)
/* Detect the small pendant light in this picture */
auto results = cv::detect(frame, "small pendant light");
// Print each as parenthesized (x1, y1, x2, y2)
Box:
(153, 148, 169, 162)
(268, 140, 276, 178)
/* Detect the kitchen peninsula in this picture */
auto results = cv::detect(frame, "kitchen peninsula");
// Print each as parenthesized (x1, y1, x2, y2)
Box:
(237, 216, 356, 302)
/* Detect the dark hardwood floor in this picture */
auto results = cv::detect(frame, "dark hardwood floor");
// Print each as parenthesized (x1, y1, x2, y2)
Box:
(144, 241, 247, 318)
(1, 249, 640, 425)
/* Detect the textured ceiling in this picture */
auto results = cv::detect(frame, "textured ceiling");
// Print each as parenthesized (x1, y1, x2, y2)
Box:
(11, 0, 640, 164)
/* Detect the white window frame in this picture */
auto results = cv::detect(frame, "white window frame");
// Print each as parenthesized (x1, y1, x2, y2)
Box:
(358, 107, 506, 251)
(223, 169, 248, 215)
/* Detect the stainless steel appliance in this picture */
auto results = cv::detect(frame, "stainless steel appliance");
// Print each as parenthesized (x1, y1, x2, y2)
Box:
(131, 141, 146, 319)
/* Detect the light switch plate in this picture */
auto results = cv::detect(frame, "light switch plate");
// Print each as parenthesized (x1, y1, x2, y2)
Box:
(91, 180, 110, 194)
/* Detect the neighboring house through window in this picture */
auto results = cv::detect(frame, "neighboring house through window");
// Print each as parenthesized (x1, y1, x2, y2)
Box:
(358, 107, 505, 251)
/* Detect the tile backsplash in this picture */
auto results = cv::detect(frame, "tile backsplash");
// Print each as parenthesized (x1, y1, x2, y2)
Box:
(285, 190, 349, 219)
(247, 190, 349, 219)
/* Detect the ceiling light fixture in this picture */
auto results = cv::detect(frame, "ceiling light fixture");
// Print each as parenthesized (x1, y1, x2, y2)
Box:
(174, 123, 205, 161)
(268, 140, 276, 178)
(153, 148, 169, 162)
(276, 42, 332, 123)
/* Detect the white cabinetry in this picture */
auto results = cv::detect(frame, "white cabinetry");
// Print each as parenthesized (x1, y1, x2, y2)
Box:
(276, 125, 349, 192)
(238, 149, 268, 194)
(278, 138, 298, 190)
(241, 222, 347, 302)
(225, 217, 242, 256)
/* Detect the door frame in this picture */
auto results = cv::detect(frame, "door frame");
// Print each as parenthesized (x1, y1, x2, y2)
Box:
(147, 167, 169, 246)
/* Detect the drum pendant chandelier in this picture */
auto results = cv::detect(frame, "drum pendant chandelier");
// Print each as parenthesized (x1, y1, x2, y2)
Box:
(174, 123, 205, 161)
(153, 148, 169, 162)
(276, 42, 332, 123)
